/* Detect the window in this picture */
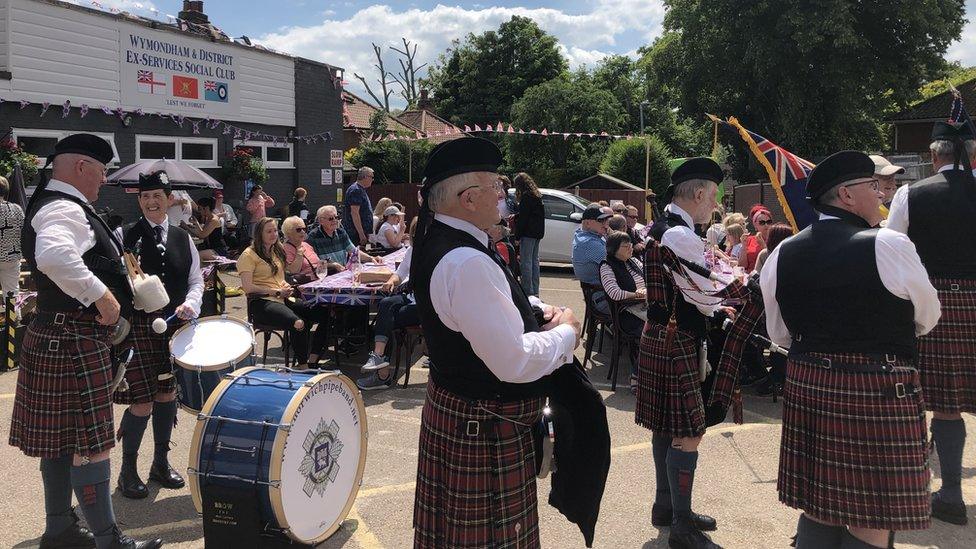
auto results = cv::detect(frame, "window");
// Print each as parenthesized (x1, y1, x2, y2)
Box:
(238, 140, 294, 169)
(542, 194, 578, 221)
(11, 129, 120, 169)
(136, 135, 217, 168)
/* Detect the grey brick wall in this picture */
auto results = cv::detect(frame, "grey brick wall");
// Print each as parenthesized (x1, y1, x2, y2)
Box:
(1, 61, 343, 223)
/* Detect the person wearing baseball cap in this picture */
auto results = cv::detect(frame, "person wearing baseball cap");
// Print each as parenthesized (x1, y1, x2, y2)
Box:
(761, 150, 939, 547)
(571, 204, 613, 294)
(869, 154, 905, 215)
(13, 134, 162, 548)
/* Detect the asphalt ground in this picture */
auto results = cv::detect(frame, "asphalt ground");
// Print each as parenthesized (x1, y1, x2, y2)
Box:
(2, 267, 975, 548)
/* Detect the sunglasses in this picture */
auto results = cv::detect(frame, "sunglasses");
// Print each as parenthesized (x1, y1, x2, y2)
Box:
(295, 227, 307, 232)
(756, 219, 771, 226)
(320, 216, 338, 221)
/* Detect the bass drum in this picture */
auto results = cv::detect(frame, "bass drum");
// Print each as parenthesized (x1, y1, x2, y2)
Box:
(189, 367, 367, 544)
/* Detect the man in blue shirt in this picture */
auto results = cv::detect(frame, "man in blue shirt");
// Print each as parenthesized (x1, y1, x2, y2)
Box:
(343, 167, 375, 246)
(573, 204, 611, 313)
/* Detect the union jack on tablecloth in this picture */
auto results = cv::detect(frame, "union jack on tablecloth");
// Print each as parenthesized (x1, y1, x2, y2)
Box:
(726, 117, 817, 231)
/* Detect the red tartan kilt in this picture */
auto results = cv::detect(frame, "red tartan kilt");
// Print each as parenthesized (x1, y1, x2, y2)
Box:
(779, 352, 930, 530)
(113, 312, 180, 405)
(917, 278, 976, 414)
(413, 380, 543, 549)
(9, 316, 116, 458)
(635, 322, 705, 438)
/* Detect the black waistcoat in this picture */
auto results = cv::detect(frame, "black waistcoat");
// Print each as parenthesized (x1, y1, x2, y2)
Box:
(776, 210, 916, 357)
(123, 218, 193, 314)
(23, 190, 133, 315)
(646, 211, 711, 337)
(413, 220, 550, 401)
(907, 169, 976, 278)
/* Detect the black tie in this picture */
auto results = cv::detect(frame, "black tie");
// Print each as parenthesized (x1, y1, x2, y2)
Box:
(153, 225, 164, 245)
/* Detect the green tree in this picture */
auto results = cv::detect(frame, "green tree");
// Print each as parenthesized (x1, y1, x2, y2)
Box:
(591, 55, 645, 132)
(651, 0, 966, 156)
(505, 71, 627, 188)
(917, 62, 976, 103)
(347, 139, 434, 185)
(599, 136, 673, 196)
(423, 16, 568, 127)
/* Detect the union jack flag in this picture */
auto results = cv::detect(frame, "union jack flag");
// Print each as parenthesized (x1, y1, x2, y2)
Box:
(204, 80, 217, 91)
(949, 83, 976, 137)
(137, 70, 165, 94)
(726, 117, 818, 231)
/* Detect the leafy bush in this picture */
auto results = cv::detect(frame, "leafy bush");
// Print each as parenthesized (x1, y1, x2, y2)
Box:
(222, 147, 268, 185)
(0, 140, 39, 183)
(347, 139, 434, 185)
(599, 135, 673, 195)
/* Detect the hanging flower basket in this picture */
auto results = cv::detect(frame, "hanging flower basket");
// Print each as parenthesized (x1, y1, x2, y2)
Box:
(0, 139, 39, 183)
(222, 147, 267, 185)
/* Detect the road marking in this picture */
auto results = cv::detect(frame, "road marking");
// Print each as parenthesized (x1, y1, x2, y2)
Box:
(359, 480, 417, 498)
(0, 393, 14, 400)
(347, 504, 385, 549)
(540, 287, 581, 293)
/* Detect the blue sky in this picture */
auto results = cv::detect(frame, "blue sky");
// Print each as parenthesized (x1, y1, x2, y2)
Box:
(94, 0, 976, 109)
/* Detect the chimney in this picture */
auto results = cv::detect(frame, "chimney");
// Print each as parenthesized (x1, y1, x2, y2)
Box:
(179, 1, 210, 25)
(418, 89, 430, 111)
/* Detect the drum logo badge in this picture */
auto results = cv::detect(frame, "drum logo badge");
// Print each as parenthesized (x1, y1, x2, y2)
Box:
(300, 419, 343, 497)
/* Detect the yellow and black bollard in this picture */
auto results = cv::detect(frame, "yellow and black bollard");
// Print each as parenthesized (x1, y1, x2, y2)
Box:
(2, 292, 16, 371)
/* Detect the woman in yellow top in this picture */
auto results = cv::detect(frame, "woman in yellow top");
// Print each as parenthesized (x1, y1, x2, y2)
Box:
(237, 217, 330, 368)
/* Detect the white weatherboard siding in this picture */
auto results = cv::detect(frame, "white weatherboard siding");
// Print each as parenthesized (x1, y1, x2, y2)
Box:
(0, 0, 10, 75)
(5, 0, 295, 127)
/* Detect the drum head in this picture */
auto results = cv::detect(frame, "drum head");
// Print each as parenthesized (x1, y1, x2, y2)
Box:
(170, 316, 254, 371)
(270, 373, 367, 544)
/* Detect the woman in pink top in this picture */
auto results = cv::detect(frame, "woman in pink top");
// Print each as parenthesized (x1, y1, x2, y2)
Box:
(246, 185, 275, 228)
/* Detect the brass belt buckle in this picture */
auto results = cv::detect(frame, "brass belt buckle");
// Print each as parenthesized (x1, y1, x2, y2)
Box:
(466, 420, 480, 437)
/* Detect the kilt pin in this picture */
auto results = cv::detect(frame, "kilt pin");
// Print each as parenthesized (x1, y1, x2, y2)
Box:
(413, 380, 543, 549)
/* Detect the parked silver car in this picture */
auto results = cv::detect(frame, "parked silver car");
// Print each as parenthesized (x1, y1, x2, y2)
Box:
(509, 189, 591, 264)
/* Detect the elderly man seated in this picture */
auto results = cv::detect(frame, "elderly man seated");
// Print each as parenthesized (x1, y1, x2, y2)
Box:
(306, 205, 381, 268)
(572, 204, 612, 314)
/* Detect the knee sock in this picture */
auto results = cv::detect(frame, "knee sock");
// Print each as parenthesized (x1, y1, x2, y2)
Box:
(793, 514, 844, 549)
(152, 400, 178, 465)
(118, 408, 150, 461)
(932, 418, 966, 503)
(70, 460, 116, 548)
(40, 456, 74, 536)
(651, 433, 672, 507)
(839, 529, 887, 549)
(666, 447, 698, 520)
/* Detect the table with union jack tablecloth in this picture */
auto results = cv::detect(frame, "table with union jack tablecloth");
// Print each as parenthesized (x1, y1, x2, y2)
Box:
(299, 247, 408, 306)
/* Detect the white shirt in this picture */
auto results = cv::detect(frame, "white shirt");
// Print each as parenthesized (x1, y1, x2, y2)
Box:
(760, 214, 941, 349)
(167, 190, 194, 227)
(886, 163, 956, 234)
(31, 179, 119, 307)
(659, 203, 726, 316)
(218, 203, 238, 233)
(144, 215, 205, 316)
(395, 246, 415, 304)
(429, 213, 576, 383)
(377, 221, 402, 249)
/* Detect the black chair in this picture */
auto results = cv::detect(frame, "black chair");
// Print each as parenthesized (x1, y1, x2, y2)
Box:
(580, 282, 613, 370)
(607, 297, 644, 391)
(390, 325, 425, 387)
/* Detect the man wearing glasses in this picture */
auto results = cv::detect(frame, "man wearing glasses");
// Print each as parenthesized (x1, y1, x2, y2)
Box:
(888, 121, 976, 527)
(13, 134, 162, 548)
(869, 155, 905, 217)
(762, 150, 939, 548)
(306, 204, 381, 271)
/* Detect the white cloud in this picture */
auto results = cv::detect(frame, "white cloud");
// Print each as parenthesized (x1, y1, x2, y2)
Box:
(255, 1, 666, 108)
(947, 1, 976, 66)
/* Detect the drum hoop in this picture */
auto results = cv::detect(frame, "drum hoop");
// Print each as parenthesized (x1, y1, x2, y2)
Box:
(268, 372, 368, 544)
(188, 365, 261, 515)
(170, 316, 255, 372)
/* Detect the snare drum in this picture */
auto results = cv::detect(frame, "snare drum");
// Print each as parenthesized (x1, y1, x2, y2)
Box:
(189, 367, 367, 544)
(170, 315, 256, 413)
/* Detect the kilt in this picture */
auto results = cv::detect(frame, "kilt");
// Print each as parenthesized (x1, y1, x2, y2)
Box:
(113, 311, 181, 405)
(635, 321, 705, 438)
(779, 352, 930, 530)
(9, 313, 116, 458)
(917, 277, 976, 414)
(413, 380, 543, 549)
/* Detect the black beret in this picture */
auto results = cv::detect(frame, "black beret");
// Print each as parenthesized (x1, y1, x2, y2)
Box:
(421, 137, 503, 192)
(668, 157, 723, 193)
(137, 170, 171, 193)
(50, 133, 114, 164)
(805, 150, 875, 201)
(932, 120, 975, 141)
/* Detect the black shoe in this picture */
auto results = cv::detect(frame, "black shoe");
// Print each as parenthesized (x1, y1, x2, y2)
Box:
(148, 460, 185, 489)
(931, 491, 968, 525)
(754, 377, 774, 397)
(668, 518, 722, 549)
(652, 504, 717, 531)
(337, 340, 360, 357)
(103, 525, 162, 549)
(117, 455, 148, 499)
(741, 373, 769, 389)
(39, 509, 95, 548)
